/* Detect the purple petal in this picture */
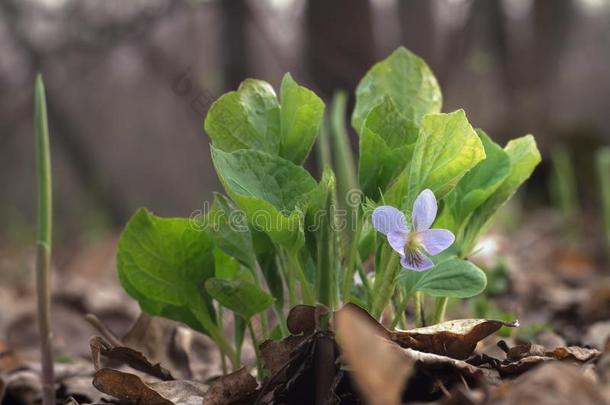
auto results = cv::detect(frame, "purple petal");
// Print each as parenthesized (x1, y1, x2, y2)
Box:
(387, 230, 408, 256)
(372, 206, 408, 235)
(419, 229, 455, 256)
(400, 250, 434, 272)
(412, 189, 437, 231)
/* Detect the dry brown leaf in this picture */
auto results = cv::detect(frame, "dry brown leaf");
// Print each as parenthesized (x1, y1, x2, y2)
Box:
(202, 367, 257, 405)
(402, 348, 493, 381)
(495, 362, 607, 405)
(286, 304, 329, 335)
(391, 319, 518, 359)
(260, 335, 307, 378)
(336, 305, 414, 405)
(505, 341, 600, 363)
(122, 313, 195, 380)
(92, 367, 174, 405)
(148, 380, 208, 405)
(90, 336, 174, 380)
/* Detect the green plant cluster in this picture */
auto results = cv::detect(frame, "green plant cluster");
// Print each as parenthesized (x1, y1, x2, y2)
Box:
(116, 47, 540, 369)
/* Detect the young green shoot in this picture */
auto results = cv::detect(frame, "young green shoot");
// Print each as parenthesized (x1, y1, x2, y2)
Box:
(35, 74, 55, 405)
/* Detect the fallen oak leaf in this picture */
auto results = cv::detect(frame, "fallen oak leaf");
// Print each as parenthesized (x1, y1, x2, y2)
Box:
(92, 368, 174, 405)
(391, 319, 519, 359)
(336, 303, 518, 360)
(502, 341, 600, 363)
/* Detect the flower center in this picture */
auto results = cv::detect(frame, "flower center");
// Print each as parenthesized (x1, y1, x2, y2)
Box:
(405, 232, 422, 252)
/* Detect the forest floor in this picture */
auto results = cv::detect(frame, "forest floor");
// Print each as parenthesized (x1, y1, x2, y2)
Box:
(1, 209, 609, 405)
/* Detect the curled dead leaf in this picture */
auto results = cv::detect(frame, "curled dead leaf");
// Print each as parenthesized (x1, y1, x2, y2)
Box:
(336, 305, 414, 405)
(287, 305, 329, 335)
(260, 335, 307, 379)
(336, 303, 517, 360)
(90, 336, 174, 380)
(392, 319, 518, 360)
(92, 368, 174, 405)
(203, 367, 257, 405)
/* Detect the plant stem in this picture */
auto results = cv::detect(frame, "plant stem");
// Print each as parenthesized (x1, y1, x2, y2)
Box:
(278, 250, 298, 307)
(371, 250, 399, 319)
(315, 116, 332, 173)
(192, 305, 238, 369)
(341, 214, 364, 302)
(287, 251, 316, 305)
(414, 292, 426, 327)
(433, 297, 448, 325)
(216, 306, 228, 375)
(35, 74, 55, 405)
(597, 148, 610, 251)
(390, 292, 409, 329)
(247, 320, 263, 375)
(260, 311, 270, 340)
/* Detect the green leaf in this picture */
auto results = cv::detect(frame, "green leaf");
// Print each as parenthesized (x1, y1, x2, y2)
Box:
(399, 258, 487, 298)
(303, 168, 337, 308)
(279, 73, 325, 165)
(436, 130, 510, 234)
(205, 75, 324, 165)
(213, 248, 241, 280)
(386, 110, 486, 209)
(208, 194, 257, 270)
(211, 147, 317, 251)
(352, 47, 442, 134)
(358, 97, 418, 200)
(461, 135, 541, 253)
(204, 79, 281, 154)
(205, 277, 274, 320)
(117, 208, 216, 334)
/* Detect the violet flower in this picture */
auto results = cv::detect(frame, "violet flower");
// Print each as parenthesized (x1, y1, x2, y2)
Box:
(372, 189, 455, 272)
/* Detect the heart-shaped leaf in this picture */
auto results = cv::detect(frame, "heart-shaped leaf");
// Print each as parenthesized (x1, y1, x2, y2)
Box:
(205, 277, 274, 320)
(207, 193, 257, 270)
(211, 147, 318, 251)
(279, 73, 325, 165)
(358, 97, 418, 200)
(204, 79, 281, 155)
(117, 208, 217, 335)
(204, 75, 323, 165)
(461, 135, 541, 253)
(399, 257, 487, 298)
(352, 47, 442, 134)
(386, 110, 486, 209)
(436, 129, 510, 235)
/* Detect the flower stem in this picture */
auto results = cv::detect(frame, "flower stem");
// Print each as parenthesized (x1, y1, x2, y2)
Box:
(414, 292, 426, 327)
(371, 248, 399, 319)
(390, 292, 409, 329)
(342, 214, 364, 302)
(35, 74, 55, 405)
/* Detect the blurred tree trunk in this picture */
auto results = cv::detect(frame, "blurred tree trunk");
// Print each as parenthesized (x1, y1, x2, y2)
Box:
(397, 0, 436, 66)
(305, 0, 375, 97)
(220, 0, 250, 90)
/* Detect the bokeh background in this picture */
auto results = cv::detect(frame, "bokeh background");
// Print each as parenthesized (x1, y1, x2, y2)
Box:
(2, 0, 610, 246)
